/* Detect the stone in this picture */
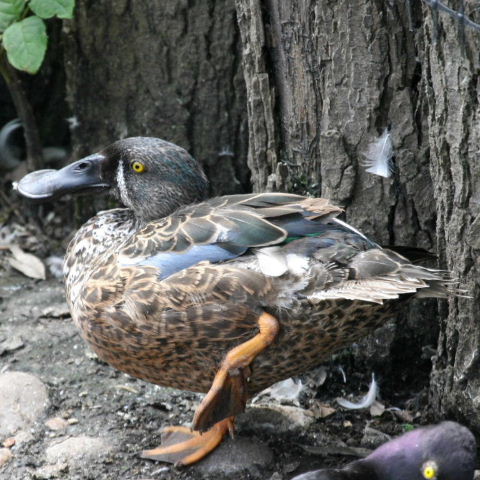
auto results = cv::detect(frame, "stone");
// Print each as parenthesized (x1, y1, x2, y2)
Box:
(0, 448, 13, 467)
(361, 426, 392, 449)
(195, 437, 273, 478)
(0, 335, 24, 355)
(2, 437, 15, 448)
(33, 463, 69, 479)
(45, 417, 69, 431)
(46, 436, 114, 466)
(268, 474, 283, 480)
(41, 304, 70, 318)
(0, 371, 49, 437)
(239, 404, 315, 433)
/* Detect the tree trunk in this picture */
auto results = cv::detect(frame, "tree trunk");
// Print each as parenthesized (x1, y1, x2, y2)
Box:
(422, 6, 480, 426)
(63, 0, 248, 197)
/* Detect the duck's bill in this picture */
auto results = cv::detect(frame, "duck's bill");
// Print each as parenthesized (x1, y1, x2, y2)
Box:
(14, 154, 110, 202)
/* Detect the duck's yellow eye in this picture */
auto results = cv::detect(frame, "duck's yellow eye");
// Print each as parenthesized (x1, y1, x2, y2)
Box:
(131, 161, 145, 173)
(422, 461, 438, 479)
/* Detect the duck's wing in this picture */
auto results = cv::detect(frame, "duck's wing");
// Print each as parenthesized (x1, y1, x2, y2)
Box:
(118, 193, 344, 279)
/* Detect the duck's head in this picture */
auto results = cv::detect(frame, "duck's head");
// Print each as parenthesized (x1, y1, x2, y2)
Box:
(292, 422, 476, 480)
(15, 137, 209, 222)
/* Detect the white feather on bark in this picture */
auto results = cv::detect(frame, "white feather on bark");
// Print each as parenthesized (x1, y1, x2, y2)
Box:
(361, 129, 394, 178)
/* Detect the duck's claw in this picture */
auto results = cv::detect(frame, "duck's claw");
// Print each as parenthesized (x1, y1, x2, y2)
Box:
(141, 417, 235, 465)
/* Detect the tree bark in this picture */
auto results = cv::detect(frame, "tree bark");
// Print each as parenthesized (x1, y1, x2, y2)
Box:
(422, 5, 480, 426)
(63, 0, 248, 197)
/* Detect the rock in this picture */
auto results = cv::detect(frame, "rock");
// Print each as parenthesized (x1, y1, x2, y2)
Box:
(239, 404, 315, 433)
(0, 371, 49, 436)
(195, 437, 273, 478)
(268, 473, 283, 480)
(41, 304, 70, 318)
(2, 437, 15, 448)
(369, 400, 385, 417)
(310, 402, 336, 419)
(45, 417, 69, 431)
(34, 463, 69, 479)
(0, 335, 24, 355)
(44, 256, 65, 281)
(0, 448, 12, 467)
(46, 436, 114, 466)
(361, 426, 392, 449)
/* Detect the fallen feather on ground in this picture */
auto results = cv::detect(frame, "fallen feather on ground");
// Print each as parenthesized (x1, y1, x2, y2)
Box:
(252, 378, 304, 406)
(336, 374, 378, 410)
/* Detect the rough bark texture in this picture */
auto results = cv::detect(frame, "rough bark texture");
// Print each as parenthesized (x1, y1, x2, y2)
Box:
(236, 0, 434, 245)
(423, 7, 480, 426)
(63, 0, 248, 197)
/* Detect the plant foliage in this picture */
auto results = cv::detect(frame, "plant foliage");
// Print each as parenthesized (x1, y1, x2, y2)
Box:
(0, 0, 74, 74)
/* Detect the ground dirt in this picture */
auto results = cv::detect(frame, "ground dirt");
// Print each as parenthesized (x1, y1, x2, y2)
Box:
(0, 272, 436, 480)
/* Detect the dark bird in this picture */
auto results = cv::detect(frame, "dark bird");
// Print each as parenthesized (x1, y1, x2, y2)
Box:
(0, 118, 67, 172)
(291, 421, 476, 480)
(0, 119, 23, 171)
(16, 137, 453, 465)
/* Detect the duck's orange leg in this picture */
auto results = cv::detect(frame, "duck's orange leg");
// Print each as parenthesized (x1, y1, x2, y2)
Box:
(193, 311, 279, 431)
(141, 312, 279, 465)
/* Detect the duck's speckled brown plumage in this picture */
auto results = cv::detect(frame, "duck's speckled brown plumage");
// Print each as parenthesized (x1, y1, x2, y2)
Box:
(67, 224, 391, 393)
(63, 192, 443, 395)
(17, 137, 452, 464)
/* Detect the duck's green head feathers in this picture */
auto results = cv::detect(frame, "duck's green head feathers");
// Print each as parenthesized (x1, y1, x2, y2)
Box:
(16, 137, 209, 222)
(101, 137, 209, 221)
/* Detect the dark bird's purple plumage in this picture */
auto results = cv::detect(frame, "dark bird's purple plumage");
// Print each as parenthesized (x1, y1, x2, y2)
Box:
(292, 422, 476, 480)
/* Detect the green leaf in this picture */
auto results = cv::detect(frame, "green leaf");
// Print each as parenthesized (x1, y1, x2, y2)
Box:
(29, 0, 74, 19)
(3, 16, 47, 74)
(0, 0, 26, 33)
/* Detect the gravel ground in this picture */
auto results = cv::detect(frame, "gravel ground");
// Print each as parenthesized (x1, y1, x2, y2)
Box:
(0, 273, 433, 480)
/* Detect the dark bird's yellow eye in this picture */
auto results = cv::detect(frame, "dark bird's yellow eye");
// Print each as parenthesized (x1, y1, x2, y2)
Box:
(131, 161, 145, 173)
(422, 461, 438, 479)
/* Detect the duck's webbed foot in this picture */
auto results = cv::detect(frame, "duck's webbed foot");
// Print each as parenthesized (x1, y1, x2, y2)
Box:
(141, 417, 235, 465)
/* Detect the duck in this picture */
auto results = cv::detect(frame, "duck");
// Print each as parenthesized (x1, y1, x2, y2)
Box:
(16, 137, 453, 466)
(291, 421, 476, 480)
